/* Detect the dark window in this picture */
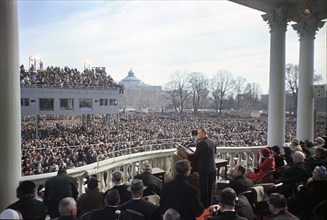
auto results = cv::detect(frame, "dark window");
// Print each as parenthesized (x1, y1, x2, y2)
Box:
(60, 98, 74, 110)
(109, 99, 117, 106)
(21, 98, 29, 106)
(39, 98, 54, 111)
(100, 99, 108, 106)
(79, 98, 92, 110)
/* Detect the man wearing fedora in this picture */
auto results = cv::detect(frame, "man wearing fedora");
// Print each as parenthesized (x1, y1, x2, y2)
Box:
(76, 177, 105, 216)
(134, 163, 162, 197)
(119, 179, 161, 220)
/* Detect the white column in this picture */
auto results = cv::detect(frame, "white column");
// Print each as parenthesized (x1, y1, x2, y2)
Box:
(0, 0, 21, 210)
(262, 8, 288, 147)
(292, 16, 325, 141)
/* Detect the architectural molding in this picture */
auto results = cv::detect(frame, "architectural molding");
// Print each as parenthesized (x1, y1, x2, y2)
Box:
(262, 7, 289, 32)
(292, 15, 325, 40)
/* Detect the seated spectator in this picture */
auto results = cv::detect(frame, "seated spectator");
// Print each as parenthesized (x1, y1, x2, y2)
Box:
(271, 145, 286, 169)
(277, 151, 311, 198)
(305, 148, 327, 172)
(58, 197, 79, 220)
(7, 180, 47, 220)
(120, 179, 161, 220)
(110, 170, 132, 204)
(247, 148, 275, 183)
(283, 144, 293, 164)
(134, 163, 162, 197)
(163, 208, 181, 220)
(288, 166, 327, 219)
(228, 165, 254, 195)
(207, 187, 247, 220)
(76, 177, 105, 216)
(90, 188, 123, 220)
(268, 193, 299, 220)
(236, 194, 254, 220)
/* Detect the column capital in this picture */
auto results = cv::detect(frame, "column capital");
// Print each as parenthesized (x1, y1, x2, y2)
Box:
(262, 7, 289, 33)
(292, 15, 325, 40)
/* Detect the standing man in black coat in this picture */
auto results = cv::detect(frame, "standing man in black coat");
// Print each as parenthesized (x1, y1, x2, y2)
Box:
(193, 128, 216, 207)
(134, 163, 162, 197)
(160, 159, 204, 220)
(44, 168, 79, 219)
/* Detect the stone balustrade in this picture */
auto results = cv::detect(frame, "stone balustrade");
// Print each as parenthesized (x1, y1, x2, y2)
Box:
(21, 144, 265, 194)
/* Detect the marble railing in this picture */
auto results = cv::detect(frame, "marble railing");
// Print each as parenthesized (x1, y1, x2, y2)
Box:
(21, 144, 264, 194)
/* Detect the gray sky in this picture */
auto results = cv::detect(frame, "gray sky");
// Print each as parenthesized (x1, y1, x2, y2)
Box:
(18, 0, 326, 94)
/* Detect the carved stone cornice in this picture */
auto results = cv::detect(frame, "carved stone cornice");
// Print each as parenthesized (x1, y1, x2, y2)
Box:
(292, 15, 325, 40)
(262, 7, 289, 33)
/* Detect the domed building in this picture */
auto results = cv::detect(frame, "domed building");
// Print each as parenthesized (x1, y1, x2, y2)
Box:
(120, 68, 164, 109)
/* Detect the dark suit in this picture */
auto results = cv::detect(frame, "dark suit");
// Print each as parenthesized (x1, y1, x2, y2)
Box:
(120, 198, 160, 220)
(236, 195, 254, 220)
(7, 197, 47, 220)
(112, 184, 132, 205)
(44, 173, 79, 218)
(134, 172, 162, 196)
(207, 211, 248, 220)
(90, 206, 122, 220)
(270, 209, 299, 220)
(160, 175, 204, 220)
(229, 176, 254, 195)
(193, 136, 216, 207)
(278, 162, 310, 198)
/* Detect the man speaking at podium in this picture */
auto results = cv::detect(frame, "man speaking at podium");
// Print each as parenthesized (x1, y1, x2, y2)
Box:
(193, 128, 217, 208)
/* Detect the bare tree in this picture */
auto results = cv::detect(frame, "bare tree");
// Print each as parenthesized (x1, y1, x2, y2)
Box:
(244, 82, 262, 110)
(285, 64, 299, 114)
(188, 72, 208, 114)
(209, 70, 234, 115)
(233, 76, 247, 110)
(165, 71, 191, 113)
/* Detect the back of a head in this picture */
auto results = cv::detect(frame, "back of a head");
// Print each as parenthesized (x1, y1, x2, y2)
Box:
(220, 187, 237, 207)
(237, 165, 246, 175)
(163, 208, 181, 220)
(142, 163, 152, 173)
(104, 188, 120, 206)
(293, 151, 305, 162)
(175, 159, 191, 175)
(16, 180, 36, 198)
(112, 170, 123, 183)
(58, 197, 77, 216)
(57, 168, 67, 175)
(268, 193, 287, 209)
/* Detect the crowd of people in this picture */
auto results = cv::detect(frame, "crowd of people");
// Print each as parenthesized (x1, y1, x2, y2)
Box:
(21, 111, 326, 176)
(20, 65, 121, 89)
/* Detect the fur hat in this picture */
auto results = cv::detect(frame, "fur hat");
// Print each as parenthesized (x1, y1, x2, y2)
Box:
(271, 146, 280, 154)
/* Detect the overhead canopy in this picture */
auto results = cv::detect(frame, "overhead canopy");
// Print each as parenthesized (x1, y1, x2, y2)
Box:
(229, 0, 327, 21)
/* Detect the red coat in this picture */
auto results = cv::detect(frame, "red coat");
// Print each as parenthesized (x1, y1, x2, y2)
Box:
(247, 156, 275, 183)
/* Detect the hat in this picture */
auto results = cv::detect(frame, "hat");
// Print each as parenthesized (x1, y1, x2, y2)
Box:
(292, 138, 299, 145)
(17, 180, 36, 197)
(268, 193, 287, 208)
(283, 143, 290, 148)
(271, 146, 280, 154)
(127, 179, 147, 192)
(87, 177, 99, 189)
(261, 147, 270, 154)
(315, 137, 325, 145)
(221, 188, 237, 206)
